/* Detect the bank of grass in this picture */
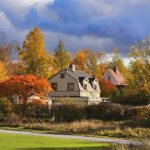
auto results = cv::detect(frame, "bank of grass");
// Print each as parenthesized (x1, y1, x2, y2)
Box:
(1, 120, 150, 140)
(0, 132, 112, 150)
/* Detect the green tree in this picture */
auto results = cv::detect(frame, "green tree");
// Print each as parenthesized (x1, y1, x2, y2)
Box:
(18, 27, 53, 78)
(54, 40, 71, 70)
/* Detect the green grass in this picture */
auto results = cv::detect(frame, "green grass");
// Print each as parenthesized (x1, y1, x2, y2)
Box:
(0, 133, 113, 150)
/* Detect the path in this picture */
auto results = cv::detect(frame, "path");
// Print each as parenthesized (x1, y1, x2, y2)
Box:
(0, 129, 142, 146)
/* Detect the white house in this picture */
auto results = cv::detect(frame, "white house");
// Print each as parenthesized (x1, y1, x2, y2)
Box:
(102, 67, 127, 88)
(48, 65, 101, 105)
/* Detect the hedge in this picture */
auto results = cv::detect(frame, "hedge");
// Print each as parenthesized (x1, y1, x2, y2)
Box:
(1, 97, 150, 123)
(51, 104, 150, 122)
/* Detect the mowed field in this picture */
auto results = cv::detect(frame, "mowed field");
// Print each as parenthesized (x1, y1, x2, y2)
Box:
(0, 133, 112, 150)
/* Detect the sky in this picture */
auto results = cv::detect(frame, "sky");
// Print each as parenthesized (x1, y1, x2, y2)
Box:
(0, 0, 150, 59)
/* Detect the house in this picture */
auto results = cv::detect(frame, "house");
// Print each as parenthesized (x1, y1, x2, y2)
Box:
(102, 67, 127, 88)
(48, 65, 101, 106)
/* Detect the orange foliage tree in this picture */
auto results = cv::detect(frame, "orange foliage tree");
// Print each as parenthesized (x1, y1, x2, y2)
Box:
(0, 75, 53, 104)
(99, 79, 119, 99)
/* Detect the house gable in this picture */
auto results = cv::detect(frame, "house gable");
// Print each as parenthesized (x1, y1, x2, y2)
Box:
(102, 69, 127, 86)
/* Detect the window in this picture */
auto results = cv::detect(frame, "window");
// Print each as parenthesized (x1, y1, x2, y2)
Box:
(84, 84, 87, 90)
(68, 83, 74, 91)
(108, 76, 111, 82)
(94, 85, 97, 90)
(51, 83, 57, 91)
(60, 73, 65, 79)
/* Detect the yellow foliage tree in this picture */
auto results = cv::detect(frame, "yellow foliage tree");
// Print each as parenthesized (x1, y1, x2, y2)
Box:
(129, 36, 150, 94)
(72, 49, 87, 71)
(0, 61, 7, 81)
(18, 27, 53, 78)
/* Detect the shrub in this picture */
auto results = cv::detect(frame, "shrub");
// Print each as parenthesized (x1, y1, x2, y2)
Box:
(0, 97, 12, 114)
(85, 103, 125, 121)
(51, 104, 85, 122)
(0, 97, 12, 122)
(13, 104, 28, 119)
(5, 112, 20, 127)
(114, 88, 150, 105)
(126, 106, 150, 121)
(26, 101, 50, 122)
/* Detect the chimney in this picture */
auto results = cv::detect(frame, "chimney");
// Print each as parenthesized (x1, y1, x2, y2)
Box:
(69, 64, 76, 71)
(113, 67, 118, 74)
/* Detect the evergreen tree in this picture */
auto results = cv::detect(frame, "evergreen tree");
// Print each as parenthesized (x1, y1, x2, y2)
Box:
(54, 40, 71, 70)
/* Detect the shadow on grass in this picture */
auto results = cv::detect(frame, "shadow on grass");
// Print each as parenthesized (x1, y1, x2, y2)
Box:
(16, 146, 112, 150)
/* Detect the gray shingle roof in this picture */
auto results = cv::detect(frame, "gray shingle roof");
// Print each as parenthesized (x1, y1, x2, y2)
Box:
(63, 69, 92, 80)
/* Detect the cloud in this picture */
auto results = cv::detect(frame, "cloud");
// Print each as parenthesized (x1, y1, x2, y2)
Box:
(43, 31, 115, 53)
(0, 0, 150, 56)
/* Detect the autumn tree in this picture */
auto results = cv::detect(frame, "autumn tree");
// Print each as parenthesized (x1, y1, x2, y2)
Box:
(109, 48, 127, 75)
(0, 33, 19, 77)
(129, 36, 150, 94)
(9, 61, 26, 76)
(84, 49, 97, 77)
(73, 49, 108, 79)
(54, 40, 71, 71)
(108, 48, 133, 86)
(0, 33, 16, 64)
(18, 27, 53, 78)
(0, 61, 8, 81)
(99, 79, 119, 100)
(95, 51, 108, 80)
(72, 49, 87, 71)
(0, 75, 53, 104)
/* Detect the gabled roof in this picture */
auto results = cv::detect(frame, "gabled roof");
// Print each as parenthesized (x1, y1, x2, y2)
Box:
(63, 69, 92, 80)
(108, 69, 127, 85)
(102, 68, 127, 86)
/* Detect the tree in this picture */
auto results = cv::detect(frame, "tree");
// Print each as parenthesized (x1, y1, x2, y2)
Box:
(84, 49, 98, 77)
(99, 79, 119, 100)
(109, 48, 133, 86)
(54, 40, 71, 70)
(18, 27, 53, 78)
(95, 51, 108, 80)
(72, 49, 87, 71)
(0, 61, 8, 81)
(0, 33, 18, 77)
(9, 61, 26, 76)
(109, 48, 127, 75)
(0, 75, 53, 104)
(129, 36, 150, 94)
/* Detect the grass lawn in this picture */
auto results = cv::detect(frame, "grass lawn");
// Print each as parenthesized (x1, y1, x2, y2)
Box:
(0, 133, 113, 150)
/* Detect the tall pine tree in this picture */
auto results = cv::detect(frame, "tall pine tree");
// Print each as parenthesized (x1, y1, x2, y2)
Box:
(54, 40, 71, 70)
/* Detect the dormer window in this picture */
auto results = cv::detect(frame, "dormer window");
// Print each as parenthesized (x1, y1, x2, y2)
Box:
(60, 73, 65, 79)
(84, 84, 87, 90)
